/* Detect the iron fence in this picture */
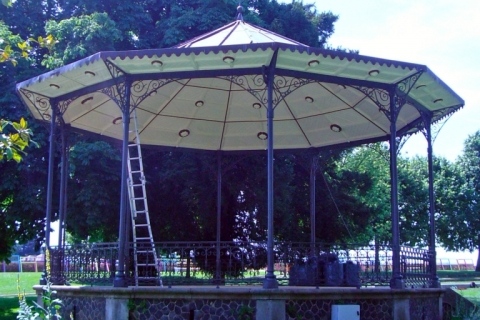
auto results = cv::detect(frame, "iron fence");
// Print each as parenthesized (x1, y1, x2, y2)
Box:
(47, 241, 433, 288)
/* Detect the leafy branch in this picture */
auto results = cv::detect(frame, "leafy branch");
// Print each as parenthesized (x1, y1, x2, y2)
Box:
(1, 0, 56, 65)
(0, 118, 38, 162)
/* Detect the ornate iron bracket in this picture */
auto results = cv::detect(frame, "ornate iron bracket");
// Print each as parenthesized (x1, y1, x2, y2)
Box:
(19, 89, 54, 121)
(222, 74, 271, 108)
(223, 74, 315, 111)
(102, 59, 128, 112)
(130, 78, 179, 108)
(351, 85, 391, 114)
(390, 70, 424, 122)
(416, 110, 433, 143)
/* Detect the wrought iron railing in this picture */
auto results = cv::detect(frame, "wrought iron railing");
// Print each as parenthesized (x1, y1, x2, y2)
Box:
(47, 242, 433, 288)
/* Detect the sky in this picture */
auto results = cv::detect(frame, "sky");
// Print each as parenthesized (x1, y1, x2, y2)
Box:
(280, 0, 480, 162)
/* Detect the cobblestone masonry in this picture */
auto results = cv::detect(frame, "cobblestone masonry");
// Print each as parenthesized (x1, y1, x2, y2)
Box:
(59, 295, 105, 320)
(129, 298, 256, 320)
(46, 286, 444, 320)
(286, 299, 392, 320)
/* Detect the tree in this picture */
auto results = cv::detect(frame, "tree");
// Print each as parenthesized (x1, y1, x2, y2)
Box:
(248, 0, 338, 47)
(436, 131, 480, 271)
(341, 143, 432, 247)
(66, 140, 122, 243)
(43, 13, 122, 68)
(0, 118, 48, 261)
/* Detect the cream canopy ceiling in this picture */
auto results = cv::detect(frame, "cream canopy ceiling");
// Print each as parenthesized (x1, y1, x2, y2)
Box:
(16, 19, 464, 152)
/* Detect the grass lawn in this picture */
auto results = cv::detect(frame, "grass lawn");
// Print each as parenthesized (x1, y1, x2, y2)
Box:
(438, 270, 480, 280)
(0, 273, 41, 320)
(456, 288, 480, 306)
(0, 272, 41, 296)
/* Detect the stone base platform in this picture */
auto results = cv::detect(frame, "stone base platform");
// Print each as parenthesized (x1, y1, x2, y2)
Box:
(34, 285, 444, 320)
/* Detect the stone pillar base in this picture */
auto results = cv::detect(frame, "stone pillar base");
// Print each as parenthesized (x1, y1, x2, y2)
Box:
(105, 298, 128, 320)
(393, 298, 410, 320)
(256, 299, 285, 320)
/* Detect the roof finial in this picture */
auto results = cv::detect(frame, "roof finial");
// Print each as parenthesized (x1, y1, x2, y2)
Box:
(236, 4, 244, 21)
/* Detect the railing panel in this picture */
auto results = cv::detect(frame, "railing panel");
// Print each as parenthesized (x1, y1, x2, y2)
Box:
(47, 242, 431, 288)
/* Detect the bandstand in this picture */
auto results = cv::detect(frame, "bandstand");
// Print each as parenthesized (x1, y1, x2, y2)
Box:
(17, 9, 463, 320)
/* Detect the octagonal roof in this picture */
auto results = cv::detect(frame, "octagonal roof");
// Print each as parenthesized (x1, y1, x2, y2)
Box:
(16, 19, 464, 152)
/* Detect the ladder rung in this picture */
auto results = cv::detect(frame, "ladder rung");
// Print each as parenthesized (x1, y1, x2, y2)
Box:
(135, 224, 149, 227)
(136, 237, 151, 240)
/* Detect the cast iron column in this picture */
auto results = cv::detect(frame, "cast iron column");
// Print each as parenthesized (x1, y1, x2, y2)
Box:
(57, 123, 69, 249)
(310, 156, 317, 255)
(114, 81, 131, 288)
(215, 151, 222, 286)
(51, 121, 68, 285)
(389, 92, 404, 289)
(263, 50, 278, 289)
(40, 103, 57, 285)
(425, 117, 440, 287)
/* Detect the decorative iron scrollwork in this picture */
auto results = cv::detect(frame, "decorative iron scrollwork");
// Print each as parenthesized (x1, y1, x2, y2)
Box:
(130, 79, 179, 108)
(351, 86, 391, 114)
(100, 85, 124, 110)
(19, 89, 52, 121)
(103, 59, 128, 111)
(412, 104, 462, 144)
(395, 70, 424, 97)
(222, 74, 268, 107)
(273, 76, 315, 108)
(223, 75, 316, 110)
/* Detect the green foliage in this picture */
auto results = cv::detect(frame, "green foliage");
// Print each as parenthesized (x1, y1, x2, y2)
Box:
(44, 13, 122, 68)
(341, 144, 393, 243)
(451, 290, 480, 320)
(17, 279, 63, 320)
(0, 21, 28, 65)
(237, 304, 254, 320)
(66, 140, 121, 243)
(155, 0, 237, 47)
(0, 118, 38, 163)
(340, 143, 432, 246)
(436, 131, 480, 270)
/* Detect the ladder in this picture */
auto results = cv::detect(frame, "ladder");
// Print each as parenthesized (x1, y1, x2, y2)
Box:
(127, 109, 162, 286)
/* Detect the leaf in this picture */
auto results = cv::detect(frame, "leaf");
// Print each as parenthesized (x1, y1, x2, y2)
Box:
(5, 147, 12, 160)
(12, 121, 20, 130)
(1, 0, 12, 7)
(10, 132, 19, 142)
(12, 151, 22, 163)
(20, 118, 27, 129)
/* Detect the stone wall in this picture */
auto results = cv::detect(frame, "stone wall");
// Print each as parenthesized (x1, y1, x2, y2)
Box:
(128, 298, 255, 320)
(37, 285, 444, 320)
(60, 296, 105, 320)
(285, 299, 392, 320)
